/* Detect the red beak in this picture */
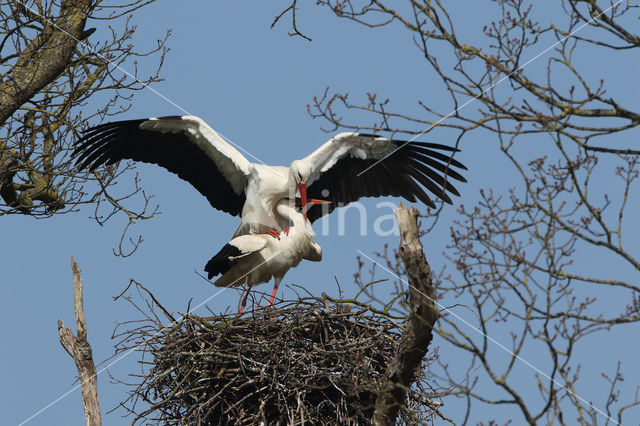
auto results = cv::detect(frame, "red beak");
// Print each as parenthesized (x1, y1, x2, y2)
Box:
(295, 185, 331, 221)
(299, 183, 308, 221)
(295, 198, 331, 207)
(307, 198, 331, 206)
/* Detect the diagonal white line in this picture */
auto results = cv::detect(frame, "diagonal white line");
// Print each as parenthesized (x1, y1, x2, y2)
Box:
(12, 3, 278, 422)
(14, 0, 625, 424)
(357, 249, 620, 425)
(12, 0, 267, 166)
(356, 0, 624, 177)
(18, 250, 280, 425)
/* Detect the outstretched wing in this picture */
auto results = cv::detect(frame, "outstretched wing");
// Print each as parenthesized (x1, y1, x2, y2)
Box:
(73, 115, 251, 216)
(301, 132, 467, 222)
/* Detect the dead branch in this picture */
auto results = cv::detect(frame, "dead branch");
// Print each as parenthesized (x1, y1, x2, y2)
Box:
(373, 203, 439, 425)
(58, 257, 101, 426)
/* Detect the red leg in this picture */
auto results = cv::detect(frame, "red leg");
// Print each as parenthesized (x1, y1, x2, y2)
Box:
(237, 283, 253, 316)
(267, 277, 282, 310)
(268, 229, 280, 239)
(283, 227, 290, 236)
(267, 278, 282, 321)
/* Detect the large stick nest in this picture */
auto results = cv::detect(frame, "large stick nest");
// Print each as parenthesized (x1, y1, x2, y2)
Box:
(115, 290, 435, 425)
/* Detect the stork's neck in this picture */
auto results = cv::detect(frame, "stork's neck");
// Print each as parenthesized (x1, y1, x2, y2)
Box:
(276, 203, 310, 231)
(286, 174, 299, 200)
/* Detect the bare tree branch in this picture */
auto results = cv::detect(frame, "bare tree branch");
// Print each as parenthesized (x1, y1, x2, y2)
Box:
(309, 0, 640, 422)
(374, 204, 439, 425)
(271, 0, 312, 41)
(0, 0, 167, 254)
(58, 257, 101, 426)
(0, 0, 92, 124)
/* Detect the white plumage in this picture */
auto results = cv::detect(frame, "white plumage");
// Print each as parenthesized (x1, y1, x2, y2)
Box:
(73, 115, 466, 309)
(74, 115, 467, 235)
(205, 198, 322, 312)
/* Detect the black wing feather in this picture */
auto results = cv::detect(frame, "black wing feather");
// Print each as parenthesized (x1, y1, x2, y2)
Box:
(306, 137, 466, 223)
(73, 118, 246, 216)
(204, 243, 242, 279)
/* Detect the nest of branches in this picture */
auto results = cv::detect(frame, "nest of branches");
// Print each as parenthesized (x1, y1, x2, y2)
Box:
(115, 291, 434, 425)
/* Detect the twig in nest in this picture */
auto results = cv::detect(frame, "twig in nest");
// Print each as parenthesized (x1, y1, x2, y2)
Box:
(115, 296, 439, 425)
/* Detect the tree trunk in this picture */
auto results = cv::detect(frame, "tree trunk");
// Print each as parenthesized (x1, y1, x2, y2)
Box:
(373, 204, 440, 425)
(0, 0, 94, 125)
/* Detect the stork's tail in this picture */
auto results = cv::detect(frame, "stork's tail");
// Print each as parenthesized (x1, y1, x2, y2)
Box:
(204, 244, 241, 280)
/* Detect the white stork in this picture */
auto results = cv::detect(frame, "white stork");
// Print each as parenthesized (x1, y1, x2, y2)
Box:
(73, 115, 467, 235)
(204, 197, 329, 314)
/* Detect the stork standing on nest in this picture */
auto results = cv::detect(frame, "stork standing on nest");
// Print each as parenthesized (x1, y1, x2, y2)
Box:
(204, 197, 330, 314)
(72, 115, 467, 310)
(73, 115, 467, 238)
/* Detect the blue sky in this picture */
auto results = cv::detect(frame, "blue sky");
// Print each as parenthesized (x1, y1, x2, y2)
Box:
(2, 2, 639, 425)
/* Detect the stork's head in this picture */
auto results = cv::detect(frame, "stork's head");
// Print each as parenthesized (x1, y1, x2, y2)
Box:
(289, 160, 310, 185)
(289, 160, 311, 220)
